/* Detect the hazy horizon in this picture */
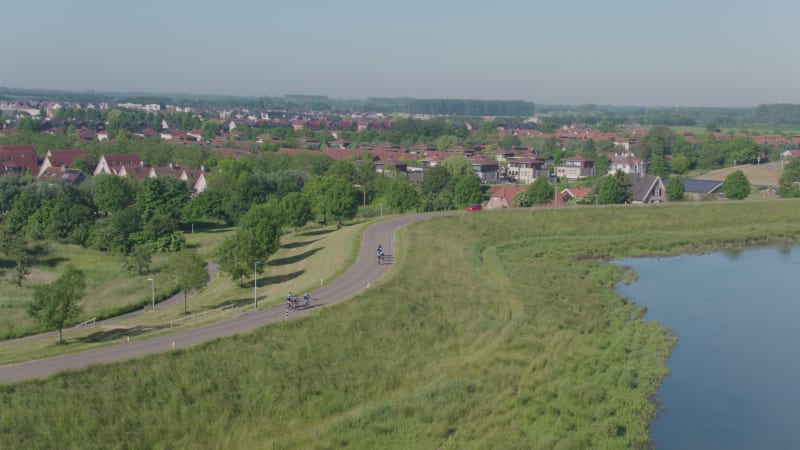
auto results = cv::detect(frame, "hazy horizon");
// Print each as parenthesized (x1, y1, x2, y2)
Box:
(3, 0, 799, 109)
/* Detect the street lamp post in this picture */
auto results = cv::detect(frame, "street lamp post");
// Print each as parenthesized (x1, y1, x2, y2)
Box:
(254, 261, 261, 310)
(147, 278, 155, 311)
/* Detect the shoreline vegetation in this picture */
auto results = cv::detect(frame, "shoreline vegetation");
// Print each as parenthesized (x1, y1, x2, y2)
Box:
(2, 201, 799, 448)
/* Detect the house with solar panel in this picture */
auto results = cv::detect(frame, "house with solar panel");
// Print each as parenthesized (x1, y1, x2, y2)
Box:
(680, 178, 723, 200)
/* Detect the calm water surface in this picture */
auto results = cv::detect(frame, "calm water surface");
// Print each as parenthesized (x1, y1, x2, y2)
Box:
(616, 246, 800, 450)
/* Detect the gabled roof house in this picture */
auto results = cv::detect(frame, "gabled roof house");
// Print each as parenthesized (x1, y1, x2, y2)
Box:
(38, 149, 87, 177)
(0, 145, 40, 176)
(94, 153, 143, 176)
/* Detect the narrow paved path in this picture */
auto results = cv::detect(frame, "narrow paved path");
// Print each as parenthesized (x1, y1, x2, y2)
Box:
(0, 213, 449, 383)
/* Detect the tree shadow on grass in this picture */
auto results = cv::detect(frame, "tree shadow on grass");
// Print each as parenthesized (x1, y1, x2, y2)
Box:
(260, 270, 305, 285)
(182, 221, 233, 234)
(209, 297, 253, 310)
(281, 239, 318, 249)
(301, 228, 335, 237)
(268, 248, 321, 266)
(36, 257, 69, 268)
(77, 326, 153, 344)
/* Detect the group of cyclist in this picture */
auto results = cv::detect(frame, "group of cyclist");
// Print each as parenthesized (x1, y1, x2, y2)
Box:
(286, 244, 386, 304)
(286, 291, 310, 305)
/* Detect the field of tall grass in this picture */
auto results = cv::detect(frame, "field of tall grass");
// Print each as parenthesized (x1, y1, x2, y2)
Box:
(2, 201, 800, 448)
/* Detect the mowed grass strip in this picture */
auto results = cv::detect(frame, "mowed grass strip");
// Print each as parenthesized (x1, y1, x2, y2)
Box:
(1, 201, 800, 449)
(0, 221, 368, 364)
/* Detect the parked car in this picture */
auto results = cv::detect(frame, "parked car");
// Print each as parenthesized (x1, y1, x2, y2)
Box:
(466, 204, 483, 212)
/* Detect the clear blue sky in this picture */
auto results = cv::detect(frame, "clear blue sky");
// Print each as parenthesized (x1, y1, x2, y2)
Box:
(2, 0, 799, 107)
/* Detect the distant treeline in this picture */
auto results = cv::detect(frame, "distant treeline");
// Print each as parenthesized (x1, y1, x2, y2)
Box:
(0, 88, 534, 116)
(5, 86, 800, 126)
(536, 104, 800, 129)
(364, 98, 536, 116)
(753, 104, 800, 125)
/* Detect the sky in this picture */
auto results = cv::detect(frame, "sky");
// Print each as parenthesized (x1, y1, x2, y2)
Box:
(2, 0, 799, 108)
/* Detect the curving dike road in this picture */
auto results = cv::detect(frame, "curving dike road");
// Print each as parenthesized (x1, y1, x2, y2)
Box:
(0, 213, 451, 384)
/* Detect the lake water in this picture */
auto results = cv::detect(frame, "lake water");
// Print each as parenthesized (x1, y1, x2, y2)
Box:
(616, 246, 800, 450)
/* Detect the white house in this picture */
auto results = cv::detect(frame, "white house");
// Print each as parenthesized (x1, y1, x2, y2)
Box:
(94, 153, 143, 176)
(608, 152, 647, 174)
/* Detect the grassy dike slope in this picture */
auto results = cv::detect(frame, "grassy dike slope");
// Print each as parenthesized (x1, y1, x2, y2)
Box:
(2, 201, 800, 449)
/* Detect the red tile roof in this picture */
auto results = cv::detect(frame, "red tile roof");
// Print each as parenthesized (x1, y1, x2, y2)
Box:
(0, 145, 40, 176)
(45, 149, 87, 167)
(102, 153, 142, 167)
(488, 184, 526, 200)
(149, 165, 183, 178)
(323, 148, 362, 161)
(39, 166, 86, 184)
(562, 187, 592, 198)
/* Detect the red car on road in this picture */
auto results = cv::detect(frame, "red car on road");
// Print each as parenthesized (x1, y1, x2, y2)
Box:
(466, 204, 483, 212)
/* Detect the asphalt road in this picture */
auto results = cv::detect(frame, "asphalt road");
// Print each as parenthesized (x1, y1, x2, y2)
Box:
(0, 213, 449, 384)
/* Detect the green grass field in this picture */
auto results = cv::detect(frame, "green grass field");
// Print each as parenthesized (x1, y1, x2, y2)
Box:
(696, 162, 783, 188)
(0, 220, 370, 364)
(2, 202, 800, 448)
(0, 222, 235, 340)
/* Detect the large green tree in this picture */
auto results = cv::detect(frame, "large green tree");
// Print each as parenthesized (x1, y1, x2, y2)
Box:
(302, 175, 358, 225)
(386, 176, 419, 212)
(5, 190, 40, 234)
(777, 158, 800, 197)
(216, 229, 260, 286)
(123, 244, 153, 275)
(420, 165, 452, 195)
(280, 192, 313, 228)
(440, 156, 474, 178)
(640, 126, 686, 177)
(596, 171, 633, 204)
(182, 190, 227, 223)
(93, 174, 138, 214)
(526, 176, 556, 206)
(0, 174, 35, 214)
(28, 265, 86, 343)
(201, 120, 221, 140)
(0, 224, 32, 287)
(42, 186, 96, 244)
(238, 202, 283, 259)
(723, 137, 758, 165)
(722, 170, 751, 200)
(665, 177, 685, 202)
(135, 177, 191, 223)
(670, 154, 690, 175)
(453, 175, 483, 208)
(89, 208, 141, 253)
(167, 249, 208, 314)
(697, 135, 725, 169)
